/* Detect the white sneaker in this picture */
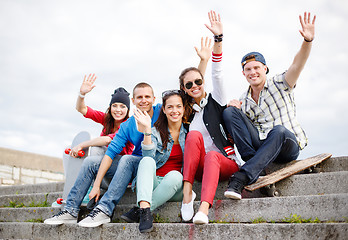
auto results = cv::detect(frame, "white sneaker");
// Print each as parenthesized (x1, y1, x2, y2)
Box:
(193, 211, 209, 224)
(181, 191, 196, 221)
(44, 210, 77, 225)
(224, 190, 242, 200)
(78, 208, 110, 228)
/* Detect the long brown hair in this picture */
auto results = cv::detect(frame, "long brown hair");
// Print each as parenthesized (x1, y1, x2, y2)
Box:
(102, 107, 130, 135)
(178, 67, 204, 120)
(154, 90, 186, 150)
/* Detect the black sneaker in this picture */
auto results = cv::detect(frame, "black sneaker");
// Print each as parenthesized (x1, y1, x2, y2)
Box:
(224, 172, 249, 200)
(139, 207, 153, 233)
(121, 206, 140, 223)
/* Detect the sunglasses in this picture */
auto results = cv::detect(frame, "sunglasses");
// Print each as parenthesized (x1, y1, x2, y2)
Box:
(162, 89, 182, 98)
(184, 79, 203, 90)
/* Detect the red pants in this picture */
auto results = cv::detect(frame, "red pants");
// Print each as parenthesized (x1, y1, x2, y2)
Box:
(183, 131, 239, 206)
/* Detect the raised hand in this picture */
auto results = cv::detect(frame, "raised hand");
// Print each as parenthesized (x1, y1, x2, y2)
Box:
(205, 10, 223, 36)
(80, 73, 97, 95)
(133, 108, 151, 133)
(195, 37, 212, 62)
(299, 12, 316, 42)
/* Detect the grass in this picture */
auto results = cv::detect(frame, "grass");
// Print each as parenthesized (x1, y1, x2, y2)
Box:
(2, 193, 49, 208)
(153, 213, 170, 223)
(25, 218, 44, 223)
(281, 214, 320, 223)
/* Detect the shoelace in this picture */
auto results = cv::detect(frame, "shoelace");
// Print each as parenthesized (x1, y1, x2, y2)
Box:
(140, 209, 152, 222)
(53, 210, 69, 217)
(87, 208, 102, 219)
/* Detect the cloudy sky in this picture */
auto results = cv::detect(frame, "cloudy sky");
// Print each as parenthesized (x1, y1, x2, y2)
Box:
(0, 0, 347, 160)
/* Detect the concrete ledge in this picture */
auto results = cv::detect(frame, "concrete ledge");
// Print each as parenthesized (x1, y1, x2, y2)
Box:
(2, 194, 346, 223)
(0, 182, 64, 196)
(0, 147, 63, 173)
(0, 192, 61, 207)
(113, 193, 348, 223)
(0, 222, 347, 240)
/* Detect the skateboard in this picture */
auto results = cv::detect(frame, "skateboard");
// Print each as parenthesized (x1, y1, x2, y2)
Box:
(244, 153, 332, 197)
(52, 131, 90, 207)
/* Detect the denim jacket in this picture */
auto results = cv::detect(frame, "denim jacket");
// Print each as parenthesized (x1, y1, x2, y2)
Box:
(141, 124, 187, 169)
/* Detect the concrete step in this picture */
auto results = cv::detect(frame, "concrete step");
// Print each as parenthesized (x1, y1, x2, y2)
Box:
(264, 156, 347, 173)
(0, 182, 64, 196)
(117, 171, 348, 203)
(0, 192, 61, 207)
(1, 193, 347, 224)
(242, 170, 348, 198)
(1, 170, 347, 209)
(0, 222, 347, 240)
(113, 193, 348, 223)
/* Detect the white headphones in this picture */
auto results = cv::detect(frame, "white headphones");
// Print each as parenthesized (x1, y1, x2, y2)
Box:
(192, 97, 208, 112)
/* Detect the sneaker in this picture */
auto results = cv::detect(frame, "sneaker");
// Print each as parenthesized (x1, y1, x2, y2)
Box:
(224, 172, 249, 200)
(181, 191, 196, 221)
(44, 210, 77, 225)
(121, 206, 140, 223)
(78, 208, 110, 228)
(139, 207, 153, 233)
(193, 211, 209, 224)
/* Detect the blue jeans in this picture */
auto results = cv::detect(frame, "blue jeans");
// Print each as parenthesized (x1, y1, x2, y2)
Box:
(96, 155, 142, 217)
(64, 154, 121, 217)
(136, 157, 183, 211)
(223, 107, 300, 184)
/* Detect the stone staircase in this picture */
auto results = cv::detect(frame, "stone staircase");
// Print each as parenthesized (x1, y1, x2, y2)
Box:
(0, 155, 347, 239)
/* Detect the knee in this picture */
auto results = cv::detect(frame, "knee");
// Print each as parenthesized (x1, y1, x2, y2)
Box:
(117, 155, 132, 168)
(270, 125, 288, 137)
(165, 171, 183, 187)
(223, 106, 240, 123)
(186, 131, 203, 140)
(139, 157, 156, 169)
(185, 131, 203, 147)
(83, 155, 102, 167)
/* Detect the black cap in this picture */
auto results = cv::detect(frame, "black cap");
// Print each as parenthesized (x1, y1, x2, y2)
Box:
(110, 87, 130, 109)
(241, 51, 269, 74)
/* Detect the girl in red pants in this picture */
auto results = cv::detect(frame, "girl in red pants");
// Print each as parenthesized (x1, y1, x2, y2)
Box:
(179, 11, 241, 224)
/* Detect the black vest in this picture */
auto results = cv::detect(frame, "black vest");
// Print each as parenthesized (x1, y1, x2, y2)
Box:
(189, 94, 235, 157)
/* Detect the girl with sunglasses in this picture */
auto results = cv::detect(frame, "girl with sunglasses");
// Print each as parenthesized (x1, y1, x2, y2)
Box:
(179, 11, 241, 224)
(121, 90, 188, 233)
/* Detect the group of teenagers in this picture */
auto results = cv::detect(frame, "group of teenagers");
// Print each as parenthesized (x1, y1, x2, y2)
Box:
(44, 10, 316, 233)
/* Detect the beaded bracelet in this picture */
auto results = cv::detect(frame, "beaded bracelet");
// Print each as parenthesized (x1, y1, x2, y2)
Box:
(214, 34, 223, 42)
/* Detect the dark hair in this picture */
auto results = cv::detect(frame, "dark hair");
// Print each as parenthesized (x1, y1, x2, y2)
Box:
(102, 106, 130, 135)
(154, 90, 186, 150)
(132, 82, 154, 97)
(178, 67, 204, 120)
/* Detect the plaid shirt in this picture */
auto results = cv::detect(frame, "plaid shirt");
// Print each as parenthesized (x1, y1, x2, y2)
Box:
(240, 72, 308, 149)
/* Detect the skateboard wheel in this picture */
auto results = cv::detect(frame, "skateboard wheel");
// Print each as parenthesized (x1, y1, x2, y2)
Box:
(78, 150, 85, 157)
(65, 148, 71, 154)
(261, 185, 281, 197)
(56, 198, 63, 204)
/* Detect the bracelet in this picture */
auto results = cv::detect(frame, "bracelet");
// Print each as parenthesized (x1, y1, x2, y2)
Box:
(214, 34, 223, 42)
(78, 92, 85, 98)
(304, 38, 313, 42)
(143, 132, 151, 136)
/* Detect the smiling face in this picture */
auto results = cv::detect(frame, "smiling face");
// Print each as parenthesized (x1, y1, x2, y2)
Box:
(182, 70, 205, 101)
(110, 102, 128, 121)
(132, 86, 155, 114)
(163, 94, 184, 124)
(242, 61, 268, 89)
